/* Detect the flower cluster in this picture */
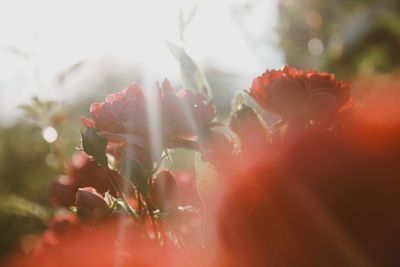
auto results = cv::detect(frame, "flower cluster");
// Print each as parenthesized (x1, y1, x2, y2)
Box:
(26, 80, 211, 266)
(8, 67, 400, 267)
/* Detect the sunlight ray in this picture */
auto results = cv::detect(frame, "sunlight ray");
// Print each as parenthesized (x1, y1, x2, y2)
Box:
(144, 81, 163, 163)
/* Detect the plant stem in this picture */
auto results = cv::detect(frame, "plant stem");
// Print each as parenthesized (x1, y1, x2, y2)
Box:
(138, 192, 143, 216)
(106, 168, 139, 219)
(145, 196, 163, 244)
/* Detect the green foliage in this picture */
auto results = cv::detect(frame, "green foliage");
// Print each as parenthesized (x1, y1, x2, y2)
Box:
(0, 124, 55, 203)
(278, 0, 400, 77)
(0, 96, 92, 257)
(0, 195, 49, 222)
(0, 195, 49, 260)
(20, 97, 64, 128)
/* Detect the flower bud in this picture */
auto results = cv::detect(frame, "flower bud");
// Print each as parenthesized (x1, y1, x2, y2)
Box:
(75, 187, 109, 220)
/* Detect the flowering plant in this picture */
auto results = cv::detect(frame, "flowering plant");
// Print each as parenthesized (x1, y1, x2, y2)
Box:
(6, 66, 400, 267)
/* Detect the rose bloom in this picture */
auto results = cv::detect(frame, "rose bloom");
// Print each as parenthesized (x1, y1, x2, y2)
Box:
(249, 66, 352, 126)
(82, 80, 217, 149)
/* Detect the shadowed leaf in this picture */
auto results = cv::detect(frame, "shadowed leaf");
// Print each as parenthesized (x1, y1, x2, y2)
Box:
(80, 128, 108, 168)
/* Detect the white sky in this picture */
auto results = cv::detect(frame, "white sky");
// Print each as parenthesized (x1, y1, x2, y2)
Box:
(0, 0, 284, 124)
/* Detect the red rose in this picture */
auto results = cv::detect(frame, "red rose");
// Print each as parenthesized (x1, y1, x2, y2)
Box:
(249, 66, 352, 125)
(82, 80, 217, 149)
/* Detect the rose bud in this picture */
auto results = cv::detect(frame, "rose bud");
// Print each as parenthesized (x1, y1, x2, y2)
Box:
(75, 187, 109, 220)
(151, 170, 179, 211)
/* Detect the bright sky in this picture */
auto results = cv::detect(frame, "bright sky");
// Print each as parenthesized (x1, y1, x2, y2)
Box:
(0, 0, 283, 124)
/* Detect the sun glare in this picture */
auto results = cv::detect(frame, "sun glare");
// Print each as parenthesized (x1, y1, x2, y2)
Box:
(0, 0, 283, 123)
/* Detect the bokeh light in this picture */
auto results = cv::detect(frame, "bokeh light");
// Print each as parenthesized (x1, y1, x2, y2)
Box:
(41, 126, 58, 143)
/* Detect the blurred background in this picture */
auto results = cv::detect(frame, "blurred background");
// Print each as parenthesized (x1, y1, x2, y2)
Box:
(0, 0, 399, 260)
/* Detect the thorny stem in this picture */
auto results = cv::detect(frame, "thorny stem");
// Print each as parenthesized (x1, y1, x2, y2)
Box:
(105, 153, 166, 244)
(107, 167, 163, 244)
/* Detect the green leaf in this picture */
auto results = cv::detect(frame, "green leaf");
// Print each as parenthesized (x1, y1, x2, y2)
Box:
(166, 42, 211, 97)
(80, 128, 108, 167)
